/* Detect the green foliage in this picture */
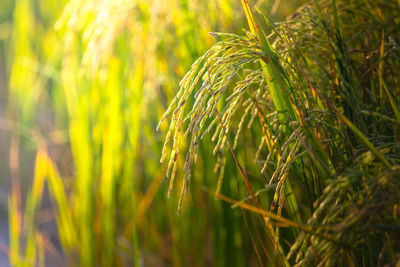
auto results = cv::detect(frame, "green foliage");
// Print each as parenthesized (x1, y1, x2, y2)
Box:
(3, 0, 400, 266)
(161, 0, 400, 265)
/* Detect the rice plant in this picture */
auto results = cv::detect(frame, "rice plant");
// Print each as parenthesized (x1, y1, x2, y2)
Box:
(4, 0, 399, 265)
(160, 0, 400, 265)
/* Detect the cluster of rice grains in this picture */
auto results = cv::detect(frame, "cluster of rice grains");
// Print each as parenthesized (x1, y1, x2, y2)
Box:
(158, 32, 267, 212)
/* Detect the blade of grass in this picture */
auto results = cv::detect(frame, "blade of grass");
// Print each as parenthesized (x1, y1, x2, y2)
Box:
(339, 114, 392, 168)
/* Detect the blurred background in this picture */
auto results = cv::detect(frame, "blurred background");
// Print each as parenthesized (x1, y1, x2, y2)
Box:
(0, 0, 306, 266)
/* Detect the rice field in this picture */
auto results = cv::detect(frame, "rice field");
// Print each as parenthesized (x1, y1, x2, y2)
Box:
(0, 0, 399, 266)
